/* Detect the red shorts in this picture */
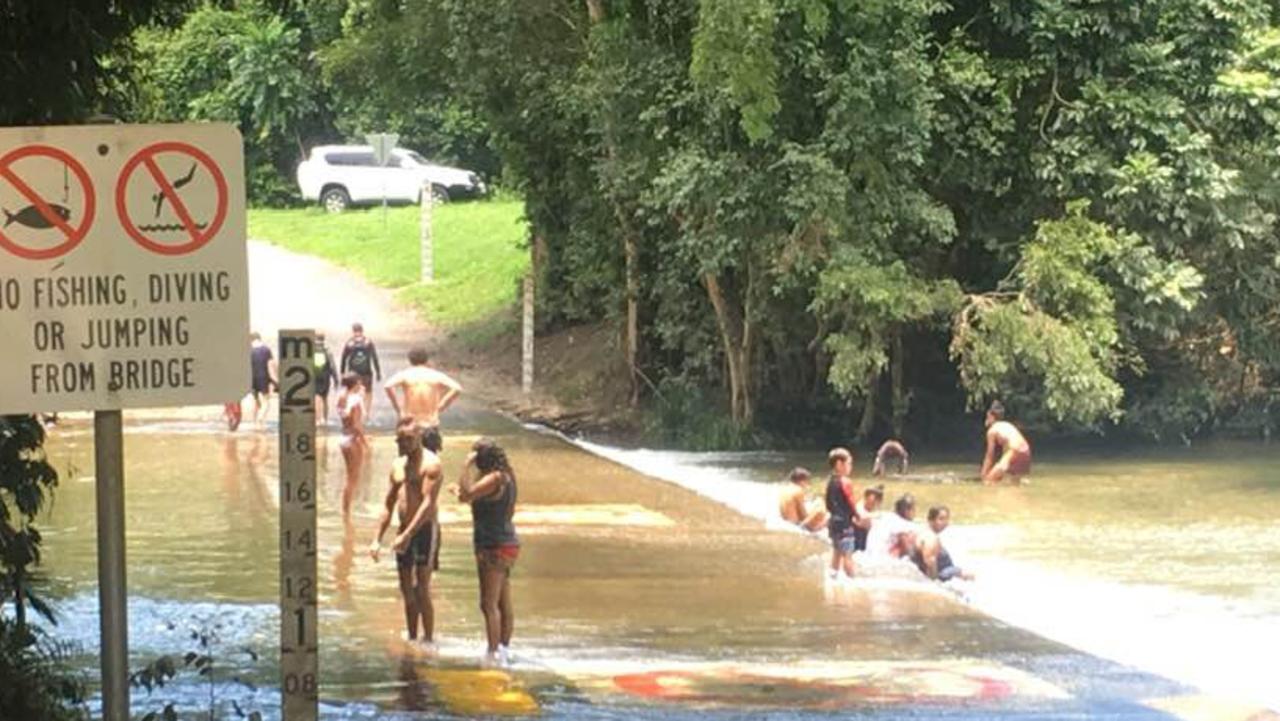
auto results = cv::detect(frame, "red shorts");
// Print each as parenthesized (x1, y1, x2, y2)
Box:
(1000, 449, 1032, 477)
(476, 544, 519, 572)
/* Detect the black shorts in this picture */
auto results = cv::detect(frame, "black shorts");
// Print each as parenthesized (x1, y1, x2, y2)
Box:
(356, 372, 374, 391)
(396, 522, 440, 571)
(251, 377, 271, 395)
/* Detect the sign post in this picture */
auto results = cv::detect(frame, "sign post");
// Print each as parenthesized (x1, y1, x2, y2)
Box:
(277, 330, 318, 721)
(420, 180, 434, 283)
(365, 133, 399, 230)
(0, 123, 249, 721)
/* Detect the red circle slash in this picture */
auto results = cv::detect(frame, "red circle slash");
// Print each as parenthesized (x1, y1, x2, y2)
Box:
(0, 145, 95, 260)
(116, 141, 228, 256)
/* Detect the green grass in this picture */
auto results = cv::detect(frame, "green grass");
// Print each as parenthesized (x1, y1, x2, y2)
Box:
(248, 200, 528, 331)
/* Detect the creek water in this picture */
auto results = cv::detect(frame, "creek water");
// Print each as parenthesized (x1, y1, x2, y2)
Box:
(30, 401, 1280, 720)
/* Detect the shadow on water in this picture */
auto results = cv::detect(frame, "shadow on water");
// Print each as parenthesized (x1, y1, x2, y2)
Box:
(29, 404, 1280, 719)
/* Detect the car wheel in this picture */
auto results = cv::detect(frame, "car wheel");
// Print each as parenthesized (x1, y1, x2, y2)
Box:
(321, 186, 350, 213)
(430, 185, 450, 204)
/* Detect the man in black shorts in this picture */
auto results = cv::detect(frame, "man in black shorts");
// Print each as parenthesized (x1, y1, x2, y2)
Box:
(370, 420, 444, 649)
(248, 332, 276, 426)
(342, 322, 382, 415)
(313, 333, 339, 425)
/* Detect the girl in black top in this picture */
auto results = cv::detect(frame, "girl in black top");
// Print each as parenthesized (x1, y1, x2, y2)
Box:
(454, 438, 519, 666)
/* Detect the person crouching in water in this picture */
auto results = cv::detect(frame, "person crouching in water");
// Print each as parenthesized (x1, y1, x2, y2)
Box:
(852, 484, 884, 552)
(369, 420, 444, 649)
(872, 440, 909, 477)
(824, 447, 860, 579)
(912, 505, 973, 581)
(454, 438, 520, 667)
(778, 467, 828, 532)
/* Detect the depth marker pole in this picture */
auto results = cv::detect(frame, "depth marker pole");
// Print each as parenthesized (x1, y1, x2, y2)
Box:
(278, 330, 318, 721)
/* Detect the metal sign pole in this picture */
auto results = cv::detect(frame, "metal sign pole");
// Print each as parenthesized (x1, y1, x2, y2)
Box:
(278, 330, 318, 720)
(94, 409, 129, 721)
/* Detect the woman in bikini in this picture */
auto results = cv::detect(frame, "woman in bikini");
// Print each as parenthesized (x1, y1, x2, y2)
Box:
(337, 372, 366, 514)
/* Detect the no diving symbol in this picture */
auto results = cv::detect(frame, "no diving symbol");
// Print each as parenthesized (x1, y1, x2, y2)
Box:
(116, 141, 228, 256)
(0, 145, 95, 260)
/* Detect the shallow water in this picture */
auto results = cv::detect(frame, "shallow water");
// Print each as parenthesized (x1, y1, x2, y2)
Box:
(29, 405, 1280, 719)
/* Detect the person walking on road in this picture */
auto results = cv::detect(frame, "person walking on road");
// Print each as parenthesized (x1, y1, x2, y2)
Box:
(337, 373, 368, 514)
(342, 322, 382, 415)
(313, 333, 340, 425)
(384, 346, 463, 446)
(249, 332, 277, 427)
(454, 438, 520, 667)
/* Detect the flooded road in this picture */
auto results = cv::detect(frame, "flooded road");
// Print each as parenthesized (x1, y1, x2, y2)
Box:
(32, 404, 1279, 721)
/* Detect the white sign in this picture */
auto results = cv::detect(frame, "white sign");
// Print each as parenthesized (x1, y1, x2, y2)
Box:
(0, 123, 249, 413)
(365, 132, 399, 167)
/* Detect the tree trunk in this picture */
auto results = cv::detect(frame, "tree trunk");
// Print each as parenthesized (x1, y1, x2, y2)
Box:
(857, 370, 878, 441)
(703, 273, 753, 425)
(587, 0, 642, 406)
(891, 330, 907, 438)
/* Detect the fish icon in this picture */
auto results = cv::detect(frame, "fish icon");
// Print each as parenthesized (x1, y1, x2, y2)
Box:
(3, 204, 72, 229)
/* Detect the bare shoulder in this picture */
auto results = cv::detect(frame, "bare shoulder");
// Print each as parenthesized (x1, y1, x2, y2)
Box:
(390, 456, 407, 483)
(421, 452, 444, 479)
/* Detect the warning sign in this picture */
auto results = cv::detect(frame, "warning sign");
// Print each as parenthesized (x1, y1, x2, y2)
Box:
(0, 123, 249, 414)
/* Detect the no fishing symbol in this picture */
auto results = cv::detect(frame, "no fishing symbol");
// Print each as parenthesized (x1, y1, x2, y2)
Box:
(0, 145, 95, 260)
(116, 141, 228, 256)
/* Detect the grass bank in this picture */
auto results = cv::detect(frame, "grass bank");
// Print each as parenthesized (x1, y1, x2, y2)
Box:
(248, 200, 528, 341)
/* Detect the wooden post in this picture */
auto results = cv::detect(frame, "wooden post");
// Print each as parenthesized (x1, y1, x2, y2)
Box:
(278, 331, 318, 721)
(420, 183, 434, 283)
(522, 273, 534, 394)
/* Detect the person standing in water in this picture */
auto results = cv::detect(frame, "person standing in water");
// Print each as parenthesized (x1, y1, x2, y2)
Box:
(249, 332, 277, 426)
(384, 347, 463, 445)
(370, 419, 444, 649)
(980, 400, 1032, 483)
(342, 322, 382, 415)
(823, 447, 860, 579)
(872, 439, 909, 477)
(313, 333, 340, 425)
(454, 438, 520, 667)
(336, 374, 367, 515)
(778, 467, 828, 532)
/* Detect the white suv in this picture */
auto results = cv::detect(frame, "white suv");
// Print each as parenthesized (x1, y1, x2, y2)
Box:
(296, 145, 487, 212)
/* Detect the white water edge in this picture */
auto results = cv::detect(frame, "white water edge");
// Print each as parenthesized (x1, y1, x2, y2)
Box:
(560, 434, 1280, 713)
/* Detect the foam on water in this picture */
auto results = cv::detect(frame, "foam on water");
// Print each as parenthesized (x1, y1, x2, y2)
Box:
(568, 436, 1280, 713)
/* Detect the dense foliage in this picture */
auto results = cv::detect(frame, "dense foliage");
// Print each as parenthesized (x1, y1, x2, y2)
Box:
(420, 0, 1279, 444)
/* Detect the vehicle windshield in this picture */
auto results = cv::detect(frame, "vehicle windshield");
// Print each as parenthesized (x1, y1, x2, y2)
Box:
(405, 151, 432, 166)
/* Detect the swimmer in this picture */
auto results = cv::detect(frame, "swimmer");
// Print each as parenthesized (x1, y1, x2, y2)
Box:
(911, 505, 973, 581)
(384, 346, 463, 449)
(370, 419, 444, 648)
(852, 484, 884, 551)
(981, 400, 1032, 483)
(336, 373, 367, 514)
(454, 438, 520, 667)
(823, 447, 860, 579)
(778, 467, 828, 532)
(872, 439, 909, 476)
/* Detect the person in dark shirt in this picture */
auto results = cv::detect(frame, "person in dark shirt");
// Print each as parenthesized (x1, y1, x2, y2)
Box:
(313, 333, 340, 425)
(823, 447, 860, 580)
(341, 322, 382, 416)
(248, 332, 276, 426)
(454, 438, 520, 667)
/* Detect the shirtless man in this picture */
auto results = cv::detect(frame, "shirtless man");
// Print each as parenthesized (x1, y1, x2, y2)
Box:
(871, 439, 909, 477)
(383, 347, 463, 446)
(369, 419, 445, 647)
(980, 400, 1032, 483)
(852, 484, 884, 551)
(778, 467, 828, 532)
(911, 505, 973, 581)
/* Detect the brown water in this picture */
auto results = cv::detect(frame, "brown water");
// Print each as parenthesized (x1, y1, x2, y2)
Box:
(31, 405, 1280, 719)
